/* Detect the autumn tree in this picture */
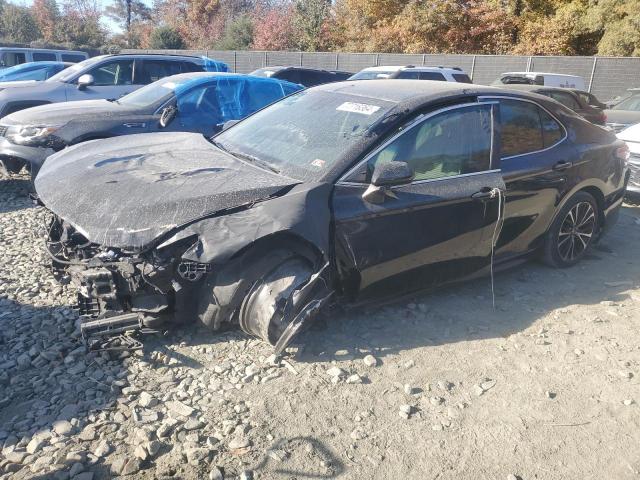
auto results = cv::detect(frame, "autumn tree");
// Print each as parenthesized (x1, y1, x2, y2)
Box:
(252, 3, 295, 50)
(32, 0, 59, 43)
(1, 4, 41, 43)
(215, 14, 254, 49)
(292, 0, 331, 51)
(105, 0, 152, 46)
(57, 0, 107, 47)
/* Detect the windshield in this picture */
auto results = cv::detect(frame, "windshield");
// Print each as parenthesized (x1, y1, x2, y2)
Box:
(47, 56, 103, 82)
(614, 94, 640, 111)
(213, 89, 394, 181)
(118, 76, 194, 107)
(0, 63, 46, 81)
(348, 70, 396, 80)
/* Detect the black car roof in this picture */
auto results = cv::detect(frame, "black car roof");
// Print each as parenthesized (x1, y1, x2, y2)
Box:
(264, 66, 349, 74)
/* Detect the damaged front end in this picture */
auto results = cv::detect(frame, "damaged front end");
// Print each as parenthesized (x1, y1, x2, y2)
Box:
(45, 215, 209, 349)
(45, 212, 333, 353)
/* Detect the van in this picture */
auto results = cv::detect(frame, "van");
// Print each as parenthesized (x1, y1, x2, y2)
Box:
(0, 48, 88, 69)
(493, 72, 586, 90)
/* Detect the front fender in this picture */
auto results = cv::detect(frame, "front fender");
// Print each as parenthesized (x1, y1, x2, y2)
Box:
(178, 182, 333, 265)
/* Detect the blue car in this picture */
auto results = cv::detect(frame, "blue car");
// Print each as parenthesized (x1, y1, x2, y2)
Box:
(0, 72, 303, 177)
(0, 61, 71, 83)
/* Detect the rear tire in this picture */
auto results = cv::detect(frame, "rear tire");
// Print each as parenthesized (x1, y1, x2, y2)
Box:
(542, 191, 599, 268)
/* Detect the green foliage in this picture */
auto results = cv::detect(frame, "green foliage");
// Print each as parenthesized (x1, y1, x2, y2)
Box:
(214, 14, 254, 50)
(292, 0, 331, 51)
(148, 25, 185, 49)
(1, 4, 41, 43)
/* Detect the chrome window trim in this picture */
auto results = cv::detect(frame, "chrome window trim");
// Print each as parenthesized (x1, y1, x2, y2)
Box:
(337, 101, 497, 185)
(338, 168, 502, 189)
(477, 95, 568, 160)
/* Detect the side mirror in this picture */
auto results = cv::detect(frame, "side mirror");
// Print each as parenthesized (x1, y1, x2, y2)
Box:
(362, 161, 414, 204)
(77, 74, 94, 90)
(159, 105, 177, 128)
(371, 161, 414, 187)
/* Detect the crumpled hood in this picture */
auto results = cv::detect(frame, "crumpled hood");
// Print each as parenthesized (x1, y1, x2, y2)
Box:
(2, 99, 133, 126)
(35, 132, 299, 250)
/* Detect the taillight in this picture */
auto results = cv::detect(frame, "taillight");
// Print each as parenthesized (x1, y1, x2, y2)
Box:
(600, 111, 607, 123)
(615, 144, 630, 161)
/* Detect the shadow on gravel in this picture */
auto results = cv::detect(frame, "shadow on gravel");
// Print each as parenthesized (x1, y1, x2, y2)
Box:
(0, 296, 134, 479)
(0, 175, 32, 214)
(252, 436, 345, 478)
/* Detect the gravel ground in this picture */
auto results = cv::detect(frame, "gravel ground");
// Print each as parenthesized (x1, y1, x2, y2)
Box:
(1, 170, 639, 480)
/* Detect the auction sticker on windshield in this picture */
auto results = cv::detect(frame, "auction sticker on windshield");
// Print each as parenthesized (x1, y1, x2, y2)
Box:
(337, 102, 381, 115)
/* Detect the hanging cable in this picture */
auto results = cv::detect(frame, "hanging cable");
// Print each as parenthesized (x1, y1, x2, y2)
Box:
(489, 187, 505, 309)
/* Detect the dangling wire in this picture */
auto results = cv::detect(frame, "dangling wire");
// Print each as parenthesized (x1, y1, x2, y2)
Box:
(489, 187, 505, 309)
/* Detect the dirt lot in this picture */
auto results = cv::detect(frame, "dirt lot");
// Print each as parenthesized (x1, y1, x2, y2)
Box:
(1, 171, 639, 480)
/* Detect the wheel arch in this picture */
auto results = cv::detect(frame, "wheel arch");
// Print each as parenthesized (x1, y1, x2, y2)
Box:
(549, 180, 607, 233)
(229, 231, 325, 269)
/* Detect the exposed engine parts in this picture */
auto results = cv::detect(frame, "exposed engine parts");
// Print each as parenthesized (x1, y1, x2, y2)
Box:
(44, 214, 332, 353)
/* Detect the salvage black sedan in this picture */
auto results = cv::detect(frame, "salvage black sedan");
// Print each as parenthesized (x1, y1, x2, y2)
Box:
(36, 81, 629, 352)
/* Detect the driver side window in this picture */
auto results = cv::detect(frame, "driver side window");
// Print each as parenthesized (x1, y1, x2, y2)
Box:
(366, 104, 493, 183)
(86, 60, 133, 86)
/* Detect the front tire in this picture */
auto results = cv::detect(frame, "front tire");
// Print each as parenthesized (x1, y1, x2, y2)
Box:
(197, 248, 313, 345)
(543, 191, 599, 268)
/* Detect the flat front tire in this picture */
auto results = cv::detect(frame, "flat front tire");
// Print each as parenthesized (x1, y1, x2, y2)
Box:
(198, 248, 313, 346)
(543, 191, 599, 268)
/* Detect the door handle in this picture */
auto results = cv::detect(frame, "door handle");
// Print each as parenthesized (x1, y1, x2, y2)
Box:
(471, 188, 496, 201)
(123, 123, 146, 128)
(553, 161, 573, 171)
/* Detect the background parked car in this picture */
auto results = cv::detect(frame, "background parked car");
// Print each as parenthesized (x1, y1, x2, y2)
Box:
(493, 72, 586, 90)
(0, 53, 227, 123)
(617, 123, 640, 196)
(0, 72, 302, 178)
(250, 66, 351, 87)
(501, 84, 607, 125)
(605, 90, 640, 132)
(0, 61, 71, 84)
(0, 47, 87, 69)
(349, 65, 472, 82)
(572, 89, 607, 109)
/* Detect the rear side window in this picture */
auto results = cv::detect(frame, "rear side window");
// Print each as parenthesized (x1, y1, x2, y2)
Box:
(136, 60, 182, 84)
(1, 52, 26, 67)
(499, 99, 563, 157)
(61, 54, 87, 63)
(540, 109, 563, 146)
(33, 52, 56, 61)
(367, 104, 492, 182)
(419, 72, 446, 81)
(181, 61, 203, 73)
(395, 71, 421, 79)
(453, 73, 472, 83)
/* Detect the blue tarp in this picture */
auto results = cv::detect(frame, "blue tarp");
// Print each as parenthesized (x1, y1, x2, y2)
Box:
(174, 73, 303, 132)
(0, 61, 66, 82)
(201, 56, 230, 73)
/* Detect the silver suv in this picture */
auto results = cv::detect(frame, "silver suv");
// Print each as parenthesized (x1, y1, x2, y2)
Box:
(0, 54, 223, 119)
(348, 65, 472, 83)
